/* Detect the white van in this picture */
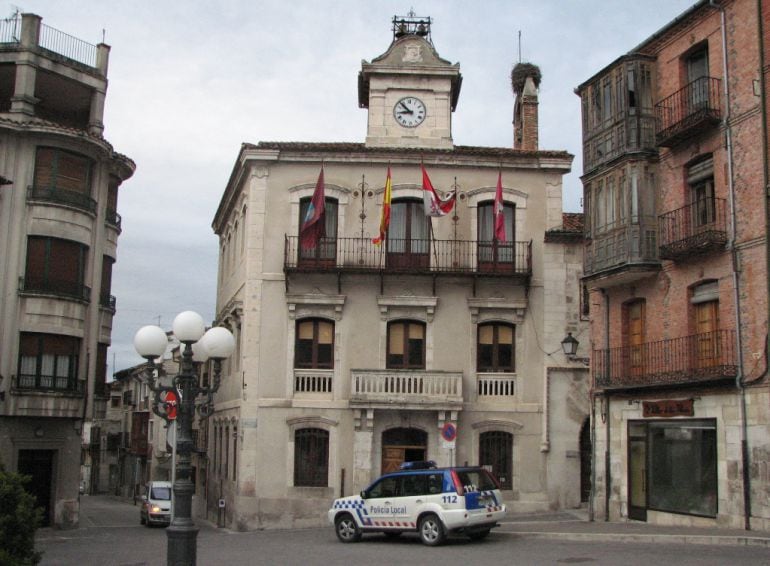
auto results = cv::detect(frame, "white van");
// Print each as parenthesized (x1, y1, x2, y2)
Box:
(140, 481, 172, 526)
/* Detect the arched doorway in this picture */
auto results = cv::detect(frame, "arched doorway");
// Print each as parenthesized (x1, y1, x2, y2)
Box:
(381, 427, 427, 474)
(579, 417, 591, 503)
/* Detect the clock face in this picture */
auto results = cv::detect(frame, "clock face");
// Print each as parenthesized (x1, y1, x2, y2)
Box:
(393, 97, 426, 128)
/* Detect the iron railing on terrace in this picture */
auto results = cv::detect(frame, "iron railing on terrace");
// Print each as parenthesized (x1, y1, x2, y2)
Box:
(584, 219, 659, 276)
(39, 22, 98, 67)
(659, 198, 728, 260)
(655, 77, 721, 147)
(27, 186, 97, 214)
(20, 276, 91, 302)
(15, 372, 83, 394)
(0, 16, 20, 44)
(285, 236, 532, 277)
(0, 17, 97, 68)
(593, 329, 737, 390)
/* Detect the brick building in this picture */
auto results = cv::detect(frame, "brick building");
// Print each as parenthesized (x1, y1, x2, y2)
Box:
(577, 0, 769, 530)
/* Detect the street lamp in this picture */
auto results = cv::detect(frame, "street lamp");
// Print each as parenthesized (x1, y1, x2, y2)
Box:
(561, 332, 590, 366)
(134, 311, 234, 566)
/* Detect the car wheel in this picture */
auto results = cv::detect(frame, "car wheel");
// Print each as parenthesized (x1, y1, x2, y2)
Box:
(140, 513, 146, 526)
(418, 513, 446, 546)
(335, 513, 362, 543)
(468, 528, 491, 541)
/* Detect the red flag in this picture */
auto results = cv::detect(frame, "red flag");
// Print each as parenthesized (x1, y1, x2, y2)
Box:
(373, 167, 392, 245)
(494, 171, 506, 242)
(300, 166, 325, 249)
(421, 164, 456, 217)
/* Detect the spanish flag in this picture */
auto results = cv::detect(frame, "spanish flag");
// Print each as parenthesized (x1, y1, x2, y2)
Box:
(372, 167, 392, 245)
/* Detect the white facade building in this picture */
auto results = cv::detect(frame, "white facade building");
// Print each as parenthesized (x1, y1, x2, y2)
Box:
(205, 16, 588, 530)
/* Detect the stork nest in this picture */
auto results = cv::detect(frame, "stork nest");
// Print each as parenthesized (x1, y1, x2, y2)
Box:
(511, 62, 542, 93)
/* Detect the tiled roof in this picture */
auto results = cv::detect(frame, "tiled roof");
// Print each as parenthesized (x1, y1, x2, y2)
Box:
(244, 141, 572, 160)
(545, 212, 585, 243)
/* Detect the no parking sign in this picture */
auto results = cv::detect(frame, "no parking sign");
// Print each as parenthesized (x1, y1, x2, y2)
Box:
(441, 422, 457, 448)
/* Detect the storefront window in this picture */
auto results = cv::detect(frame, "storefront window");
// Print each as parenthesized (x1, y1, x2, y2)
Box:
(646, 419, 717, 517)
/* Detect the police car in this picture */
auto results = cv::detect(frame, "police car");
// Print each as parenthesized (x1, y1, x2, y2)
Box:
(328, 461, 506, 545)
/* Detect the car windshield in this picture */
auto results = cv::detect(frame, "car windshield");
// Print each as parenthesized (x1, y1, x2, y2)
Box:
(151, 486, 171, 500)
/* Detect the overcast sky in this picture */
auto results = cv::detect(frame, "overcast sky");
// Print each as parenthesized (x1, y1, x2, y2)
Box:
(19, 0, 695, 376)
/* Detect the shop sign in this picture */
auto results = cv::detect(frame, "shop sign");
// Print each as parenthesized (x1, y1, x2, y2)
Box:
(643, 399, 694, 418)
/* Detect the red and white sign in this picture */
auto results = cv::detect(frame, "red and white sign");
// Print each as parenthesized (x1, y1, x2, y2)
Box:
(161, 390, 178, 420)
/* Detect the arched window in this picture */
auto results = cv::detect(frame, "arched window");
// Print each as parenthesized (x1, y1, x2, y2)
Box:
(294, 428, 329, 487)
(387, 320, 425, 369)
(387, 199, 430, 269)
(477, 322, 515, 372)
(295, 319, 334, 369)
(479, 431, 512, 490)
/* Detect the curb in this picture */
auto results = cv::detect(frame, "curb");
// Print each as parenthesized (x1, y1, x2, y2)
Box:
(496, 530, 770, 547)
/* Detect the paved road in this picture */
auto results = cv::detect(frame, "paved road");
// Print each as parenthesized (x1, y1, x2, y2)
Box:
(36, 496, 770, 566)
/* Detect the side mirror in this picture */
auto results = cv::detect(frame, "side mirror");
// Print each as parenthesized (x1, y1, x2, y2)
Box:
(141, 495, 147, 502)
(360, 490, 368, 500)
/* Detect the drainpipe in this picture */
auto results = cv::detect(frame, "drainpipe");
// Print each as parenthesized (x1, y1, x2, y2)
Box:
(601, 289, 611, 522)
(711, 0, 751, 531)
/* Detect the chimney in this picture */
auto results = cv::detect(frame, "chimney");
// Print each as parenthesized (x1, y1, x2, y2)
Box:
(511, 63, 541, 151)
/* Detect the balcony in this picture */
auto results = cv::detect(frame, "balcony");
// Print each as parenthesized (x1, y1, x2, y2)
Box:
(106, 208, 122, 231)
(27, 186, 97, 215)
(659, 198, 727, 261)
(593, 329, 737, 391)
(655, 77, 721, 147)
(19, 276, 91, 302)
(284, 236, 532, 279)
(476, 373, 516, 400)
(100, 293, 117, 312)
(350, 369, 463, 410)
(294, 369, 334, 397)
(584, 220, 660, 284)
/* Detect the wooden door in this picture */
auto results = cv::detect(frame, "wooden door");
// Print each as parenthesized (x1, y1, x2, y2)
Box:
(695, 300, 719, 368)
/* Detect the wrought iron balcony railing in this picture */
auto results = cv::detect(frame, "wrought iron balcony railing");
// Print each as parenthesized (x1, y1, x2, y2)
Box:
(285, 236, 532, 278)
(655, 77, 721, 147)
(658, 198, 727, 261)
(350, 369, 463, 409)
(20, 276, 91, 302)
(593, 329, 737, 390)
(15, 373, 84, 394)
(100, 293, 117, 312)
(106, 208, 122, 231)
(27, 186, 97, 214)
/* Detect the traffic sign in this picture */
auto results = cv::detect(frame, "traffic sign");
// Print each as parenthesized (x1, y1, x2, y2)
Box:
(441, 422, 457, 442)
(161, 390, 178, 420)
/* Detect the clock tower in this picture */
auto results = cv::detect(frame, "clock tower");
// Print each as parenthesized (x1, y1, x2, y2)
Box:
(359, 14, 462, 149)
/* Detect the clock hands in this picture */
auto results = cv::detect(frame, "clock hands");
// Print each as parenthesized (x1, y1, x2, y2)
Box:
(398, 102, 413, 115)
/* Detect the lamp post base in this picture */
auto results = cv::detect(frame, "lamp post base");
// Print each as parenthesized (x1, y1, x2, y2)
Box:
(167, 523, 199, 566)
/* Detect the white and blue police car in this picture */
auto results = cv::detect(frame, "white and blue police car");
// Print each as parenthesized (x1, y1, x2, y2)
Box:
(328, 461, 506, 545)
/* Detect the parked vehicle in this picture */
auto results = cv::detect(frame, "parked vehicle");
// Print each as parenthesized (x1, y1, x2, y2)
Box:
(140, 480, 172, 527)
(328, 461, 506, 545)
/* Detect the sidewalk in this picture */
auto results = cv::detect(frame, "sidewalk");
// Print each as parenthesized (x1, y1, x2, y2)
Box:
(497, 509, 770, 547)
